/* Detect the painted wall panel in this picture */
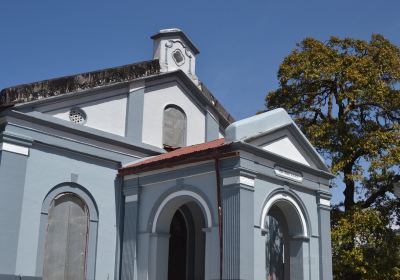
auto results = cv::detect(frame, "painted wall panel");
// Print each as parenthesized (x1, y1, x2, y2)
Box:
(126, 169, 220, 280)
(0, 150, 28, 275)
(49, 94, 127, 136)
(142, 82, 206, 147)
(262, 137, 311, 166)
(14, 146, 118, 279)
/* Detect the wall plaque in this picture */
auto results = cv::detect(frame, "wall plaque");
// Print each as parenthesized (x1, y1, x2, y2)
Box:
(274, 166, 303, 182)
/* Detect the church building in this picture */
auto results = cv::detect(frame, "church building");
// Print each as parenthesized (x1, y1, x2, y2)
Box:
(0, 29, 334, 280)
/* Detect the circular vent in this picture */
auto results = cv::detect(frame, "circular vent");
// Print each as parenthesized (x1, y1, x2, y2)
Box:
(69, 108, 86, 124)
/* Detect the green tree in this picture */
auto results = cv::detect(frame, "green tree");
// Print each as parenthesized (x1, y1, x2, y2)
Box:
(265, 35, 400, 279)
(331, 208, 400, 279)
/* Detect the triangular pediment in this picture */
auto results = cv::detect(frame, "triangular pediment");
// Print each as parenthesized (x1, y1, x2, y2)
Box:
(261, 136, 310, 166)
(225, 108, 330, 172)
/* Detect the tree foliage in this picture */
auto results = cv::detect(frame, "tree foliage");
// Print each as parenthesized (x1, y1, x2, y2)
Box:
(331, 208, 400, 280)
(265, 35, 400, 279)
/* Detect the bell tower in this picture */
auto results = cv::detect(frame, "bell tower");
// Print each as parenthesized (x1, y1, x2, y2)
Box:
(151, 28, 199, 82)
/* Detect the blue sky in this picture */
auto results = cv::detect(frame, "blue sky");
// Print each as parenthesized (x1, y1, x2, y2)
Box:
(1, 0, 399, 204)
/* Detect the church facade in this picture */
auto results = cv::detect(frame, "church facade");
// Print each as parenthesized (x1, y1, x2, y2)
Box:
(0, 29, 333, 280)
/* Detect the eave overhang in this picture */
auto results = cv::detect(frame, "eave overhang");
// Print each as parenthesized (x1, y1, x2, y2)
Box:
(119, 139, 238, 176)
(0, 110, 166, 156)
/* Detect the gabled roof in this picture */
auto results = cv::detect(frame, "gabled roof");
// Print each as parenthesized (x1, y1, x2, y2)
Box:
(119, 138, 236, 176)
(225, 108, 331, 172)
(118, 109, 334, 178)
(0, 60, 235, 125)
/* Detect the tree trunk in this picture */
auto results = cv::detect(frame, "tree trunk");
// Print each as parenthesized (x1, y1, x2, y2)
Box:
(343, 171, 355, 211)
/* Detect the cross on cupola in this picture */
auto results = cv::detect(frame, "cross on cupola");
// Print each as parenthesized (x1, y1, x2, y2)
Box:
(151, 28, 200, 83)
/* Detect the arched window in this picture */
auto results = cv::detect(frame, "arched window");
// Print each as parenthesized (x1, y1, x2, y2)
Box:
(43, 193, 89, 280)
(163, 105, 186, 147)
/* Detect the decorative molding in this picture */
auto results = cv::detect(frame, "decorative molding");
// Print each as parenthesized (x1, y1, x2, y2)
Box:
(172, 49, 185, 66)
(223, 176, 255, 187)
(0, 142, 29, 156)
(261, 192, 308, 237)
(164, 39, 193, 74)
(152, 190, 212, 233)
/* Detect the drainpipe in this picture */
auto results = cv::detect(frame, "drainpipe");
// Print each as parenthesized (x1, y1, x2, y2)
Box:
(214, 157, 223, 280)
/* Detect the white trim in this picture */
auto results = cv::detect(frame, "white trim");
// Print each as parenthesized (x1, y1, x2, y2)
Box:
(125, 194, 138, 203)
(319, 198, 330, 207)
(261, 193, 308, 237)
(152, 190, 212, 233)
(223, 176, 255, 187)
(0, 142, 29, 156)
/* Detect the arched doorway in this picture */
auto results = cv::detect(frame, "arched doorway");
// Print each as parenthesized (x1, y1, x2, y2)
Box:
(265, 206, 289, 280)
(167, 203, 205, 280)
(151, 192, 209, 280)
(262, 193, 309, 280)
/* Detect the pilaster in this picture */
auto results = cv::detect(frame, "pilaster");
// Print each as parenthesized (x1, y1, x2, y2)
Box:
(120, 185, 140, 280)
(0, 133, 31, 275)
(126, 81, 145, 144)
(221, 174, 255, 280)
(317, 191, 332, 280)
(205, 107, 219, 141)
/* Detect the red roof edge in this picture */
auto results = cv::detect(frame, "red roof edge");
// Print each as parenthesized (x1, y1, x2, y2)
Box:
(118, 139, 238, 176)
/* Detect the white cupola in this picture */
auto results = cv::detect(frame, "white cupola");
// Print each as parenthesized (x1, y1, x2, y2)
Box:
(151, 28, 199, 81)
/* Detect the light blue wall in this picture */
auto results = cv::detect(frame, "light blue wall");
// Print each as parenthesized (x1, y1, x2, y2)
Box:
(0, 150, 28, 275)
(13, 144, 120, 279)
(122, 163, 221, 280)
(120, 146, 332, 280)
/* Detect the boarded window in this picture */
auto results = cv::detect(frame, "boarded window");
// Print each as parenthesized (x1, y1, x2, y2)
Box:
(43, 193, 89, 280)
(163, 105, 186, 147)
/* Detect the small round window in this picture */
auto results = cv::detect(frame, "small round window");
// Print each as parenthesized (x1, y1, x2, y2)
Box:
(69, 108, 86, 124)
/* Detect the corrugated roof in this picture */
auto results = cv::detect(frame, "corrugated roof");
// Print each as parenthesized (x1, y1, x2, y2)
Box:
(119, 138, 235, 176)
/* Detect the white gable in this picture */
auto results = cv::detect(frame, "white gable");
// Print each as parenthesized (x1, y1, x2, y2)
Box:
(50, 95, 127, 136)
(225, 108, 330, 172)
(261, 137, 310, 166)
(43, 94, 128, 136)
(142, 80, 206, 148)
